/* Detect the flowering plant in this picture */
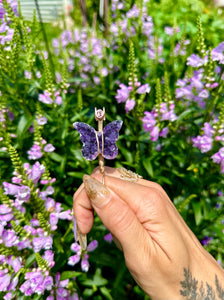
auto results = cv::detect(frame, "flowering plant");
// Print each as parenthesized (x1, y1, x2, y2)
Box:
(0, 0, 224, 299)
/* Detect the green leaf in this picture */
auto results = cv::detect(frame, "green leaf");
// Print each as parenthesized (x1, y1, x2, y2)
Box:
(70, 108, 90, 123)
(83, 288, 96, 297)
(60, 271, 83, 280)
(81, 269, 108, 287)
(67, 171, 85, 179)
(157, 176, 172, 185)
(176, 108, 195, 124)
(16, 114, 33, 140)
(25, 253, 36, 267)
(143, 157, 154, 178)
(49, 152, 64, 162)
(99, 287, 113, 300)
(59, 156, 67, 173)
(71, 149, 86, 162)
(119, 146, 133, 163)
(192, 202, 203, 225)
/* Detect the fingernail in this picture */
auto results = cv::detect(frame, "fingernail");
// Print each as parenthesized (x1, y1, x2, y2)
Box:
(77, 225, 87, 251)
(83, 175, 111, 208)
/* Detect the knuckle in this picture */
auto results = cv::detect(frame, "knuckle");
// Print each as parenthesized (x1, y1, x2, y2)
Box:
(108, 203, 135, 233)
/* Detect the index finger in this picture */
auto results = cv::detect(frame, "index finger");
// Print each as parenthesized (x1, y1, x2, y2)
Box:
(91, 166, 168, 197)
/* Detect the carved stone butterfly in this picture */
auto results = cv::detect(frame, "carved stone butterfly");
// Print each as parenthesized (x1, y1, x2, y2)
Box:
(73, 120, 123, 161)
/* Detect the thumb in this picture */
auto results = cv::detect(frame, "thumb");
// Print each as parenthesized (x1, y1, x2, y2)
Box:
(83, 175, 151, 258)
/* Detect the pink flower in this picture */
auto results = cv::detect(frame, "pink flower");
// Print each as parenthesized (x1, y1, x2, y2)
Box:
(137, 83, 151, 94)
(125, 99, 135, 113)
(115, 84, 130, 103)
(38, 91, 53, 105)
(44, 144, 55, 153)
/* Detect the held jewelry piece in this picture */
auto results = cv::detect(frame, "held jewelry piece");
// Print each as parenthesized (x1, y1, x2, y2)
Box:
(73, 108, 123, 250)
(118, 167, 142, 183)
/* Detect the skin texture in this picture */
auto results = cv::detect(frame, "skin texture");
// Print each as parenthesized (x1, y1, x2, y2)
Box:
(73, 167, 224, 300)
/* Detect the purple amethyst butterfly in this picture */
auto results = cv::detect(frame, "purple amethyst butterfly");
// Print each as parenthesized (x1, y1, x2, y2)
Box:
(73, 120, 123, 161)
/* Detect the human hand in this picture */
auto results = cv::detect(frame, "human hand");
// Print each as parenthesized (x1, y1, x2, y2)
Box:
(73, 167, 224, 300)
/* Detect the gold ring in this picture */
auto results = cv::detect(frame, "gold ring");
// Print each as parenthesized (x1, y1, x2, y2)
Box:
(117, 167, 142, 183)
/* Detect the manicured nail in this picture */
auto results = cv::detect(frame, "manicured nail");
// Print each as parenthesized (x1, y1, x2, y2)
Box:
(83, 175, 111, 208)
(77, 225, 87, 251)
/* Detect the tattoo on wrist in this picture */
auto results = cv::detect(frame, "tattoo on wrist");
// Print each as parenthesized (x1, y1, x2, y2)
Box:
(180, 268, 224, 299)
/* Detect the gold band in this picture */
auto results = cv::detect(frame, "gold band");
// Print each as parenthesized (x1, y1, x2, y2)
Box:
(117, 167, 142, 182)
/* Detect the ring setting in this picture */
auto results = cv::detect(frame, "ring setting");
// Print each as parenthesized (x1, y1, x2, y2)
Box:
(117, 167, 142, 182)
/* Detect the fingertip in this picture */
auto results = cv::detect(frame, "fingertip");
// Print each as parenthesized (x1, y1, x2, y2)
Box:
(73, 186, 94, 234)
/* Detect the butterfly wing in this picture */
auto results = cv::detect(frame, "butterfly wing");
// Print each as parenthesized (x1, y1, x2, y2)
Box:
(73, 122, 98, 161)
(103, 120, 123, 159)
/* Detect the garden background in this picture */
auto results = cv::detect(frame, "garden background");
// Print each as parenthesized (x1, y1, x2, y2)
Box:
(0, 0, 224, 299)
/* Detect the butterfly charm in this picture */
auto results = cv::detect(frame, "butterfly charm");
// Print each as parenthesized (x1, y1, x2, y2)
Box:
(73, 108, 122, 251)
(73, 119, 123, 161)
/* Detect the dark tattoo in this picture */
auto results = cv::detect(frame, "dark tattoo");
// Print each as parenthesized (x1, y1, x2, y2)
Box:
(180, 268, 224, 300)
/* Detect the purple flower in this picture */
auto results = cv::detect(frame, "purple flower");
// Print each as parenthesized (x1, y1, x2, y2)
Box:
(165, 26, 179, 36)
(81, 254, 89, 272)
(43, 276, 53, 291)
(175, 86, 192, 99)
(8, 256, 22, 273)
(101, 67, 108, 77)
(186, 54, 206, 67)
(55, 95, 62, 105)
(44, 144, 55, 153)
(36, 117, 47, 126)
(68, 240, 98, 271)
(125, 99, 135, 113)
(150, 126, 160, 142)
(160, 103, 177, 121)
(3, 182, 19, 195)
(68, 254, 80, 266)
(24, 71, 32, 79)
(104, 233, 113, 243)
(38, 91, 53, 105)
(201, 236, 213, 246)
(16, 186, 31, 203)
(87, 240, 98, 252)
(29, 161, 45, 183)
(20, 270, 53, 296)
(190, 75, 204, 90)
(198, 89, 209, 98)
(211, 147, 224, 173)
(36, 71, 41, 78)
(115, 84, 130, 103)
(110, 23, 119, 36)
(142, 17, 153, 37)
(202, 122, 214, 137)
(2, 229, 18, 247)
(192, 135, 213, 153)
(32, 236, 53, 252)
(142, 111, 157, 132)
(0, 28, 14, 45)
(8, 275, 19, 291)
(42, 250, 55, 268)
(0, 273, 11, 292)
(137, 83, 151, 94)
(126, 5, 140, 18)
(211, 42, 224, 64)
(0, 204, 13, 222)
(49, 204, 72, 230)
(159, 127, 169, 138)
(27, 144, 43, 160)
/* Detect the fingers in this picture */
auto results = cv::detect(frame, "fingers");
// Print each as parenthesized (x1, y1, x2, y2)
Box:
(73, 166, 171, 236)
(73, 184, 94, 234)
(82, 175, 153, 260)
(91, 168, 171, 224)
(92, 166, 170, 199)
